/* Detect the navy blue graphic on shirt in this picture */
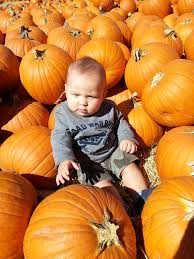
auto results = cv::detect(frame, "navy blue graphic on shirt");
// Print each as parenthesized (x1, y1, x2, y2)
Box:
(78, 131, 106, 147)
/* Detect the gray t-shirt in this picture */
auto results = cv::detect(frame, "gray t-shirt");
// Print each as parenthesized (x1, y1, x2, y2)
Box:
(51, 99, 138, 166)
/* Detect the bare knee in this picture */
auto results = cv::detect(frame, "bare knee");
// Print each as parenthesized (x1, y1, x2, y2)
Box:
(94, 179, 113, 188)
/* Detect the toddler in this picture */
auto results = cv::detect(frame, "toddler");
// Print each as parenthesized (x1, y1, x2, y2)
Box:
(51, 57, 149, 207)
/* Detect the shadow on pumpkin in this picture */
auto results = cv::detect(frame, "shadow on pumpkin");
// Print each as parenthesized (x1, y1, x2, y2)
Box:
(174, 219, 194, 259)
(22, 174, 58, 190)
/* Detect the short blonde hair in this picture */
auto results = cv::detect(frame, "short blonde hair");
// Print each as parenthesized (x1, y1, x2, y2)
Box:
(67, 57, 106, 84)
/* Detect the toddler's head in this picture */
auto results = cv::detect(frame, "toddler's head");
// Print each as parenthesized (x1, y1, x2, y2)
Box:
(65, 57, 107, 116)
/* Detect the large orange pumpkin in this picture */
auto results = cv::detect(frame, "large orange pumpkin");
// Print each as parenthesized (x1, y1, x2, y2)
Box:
(142, 176, 194, 259)
(141, 59, 194, 127)
(0, 171, 37, 258)
(0, 44, 20, 94)
(19, 44, 73, 105)
(156, 126, 194, 180)
(137, 0, 172, 18)
(0, 126, 57, 189)
(24, 184, 136, 258)
(1, 102, 49, 133)
(177, 0, 194, 14)
(124, 42, 179, 97)
(76, 39, 126, 89)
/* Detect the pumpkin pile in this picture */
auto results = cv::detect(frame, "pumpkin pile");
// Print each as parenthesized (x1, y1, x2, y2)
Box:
(0, 0, 194, 257)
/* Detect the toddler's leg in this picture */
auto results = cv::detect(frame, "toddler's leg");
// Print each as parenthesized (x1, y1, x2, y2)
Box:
(120, 162, 147, 193)
(94, 179, 124, 205)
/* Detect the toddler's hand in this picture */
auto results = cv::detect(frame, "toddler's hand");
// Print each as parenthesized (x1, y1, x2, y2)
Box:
(56, 160, 79, 186)
(119, 139, 138, 154)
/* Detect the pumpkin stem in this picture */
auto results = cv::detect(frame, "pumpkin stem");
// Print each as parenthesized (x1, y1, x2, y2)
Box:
(150, 72, 165, 88)
(131, 92, 141, 107)
(86, 28, 94, 38)
(164, 28, 177, 39)
(133, 48, 145, 62)
(91, 210, 120, 254)
(20, 25, 33, 39)
(127, 12, 133, 18)
(183, 199, 194, 221)
(33, 49, 46, 60)
(70, 30, 81, 37)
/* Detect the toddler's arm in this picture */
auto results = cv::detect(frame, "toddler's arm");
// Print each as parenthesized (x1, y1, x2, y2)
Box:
(56, 160, 80, 186)
(119, 139, 138, 154)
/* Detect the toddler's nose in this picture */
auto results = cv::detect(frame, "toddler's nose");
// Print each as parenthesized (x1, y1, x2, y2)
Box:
(79, 96, 87, 106)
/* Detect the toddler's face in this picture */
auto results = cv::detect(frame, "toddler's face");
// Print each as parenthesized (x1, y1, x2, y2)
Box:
(65, 71, 107, 116)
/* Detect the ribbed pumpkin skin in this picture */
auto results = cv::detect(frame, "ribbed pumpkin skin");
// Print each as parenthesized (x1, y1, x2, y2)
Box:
(0, 44, 20, 94)
(47, 28, 90, 60)
(107, 89, 132, 119)
(19, 44, 73, 105)
(86, 15, 124, 43)
(142, 176, 194, 259)
(185, 30, 194, 60)
(124, 42, 179, 97)
(141, 59, 194, 127)
(128, 101, 164, 148)
(0, 126, 57, 188)
(76, 39, 126, 89)
(0, 171, 37, 258)
(177, 0, 194, 14)
(156, 126, 194, 180)
(24, 184, 136, 259)
(1, 102, 49, 133)
(137, 0, 172, 18)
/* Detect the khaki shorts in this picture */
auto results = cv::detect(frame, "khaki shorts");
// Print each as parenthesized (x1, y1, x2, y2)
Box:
(75, 147, 138, 185)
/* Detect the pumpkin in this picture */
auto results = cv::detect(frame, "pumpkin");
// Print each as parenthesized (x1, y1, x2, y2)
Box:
(86, 15, 124, 43)
(76, 39, 126, 89)
(0, 29, 4, 44)
(128, 94, 164, 148)
(0, 44, 20, 94)
(163, 13, 178, 27)
(141, 59, 194, 127)
(0, 171, 37, 258)
(1, 102, 49, 133)
(119, 0, 137, 14)
(38, 18, 61, 35)
(124, 42, 179, 97)
(91, 0, 114, 11)
(5, 25, 47, 59)
(174, 15, 194, 45)
(65, 15, 94, 32)
(0, 126, 57, 189)
(125, 11, 145, 33)
(24, 184, 136, 258)
(19, 44, 73, 105)
(47, 28, 90, 60)
(177, 0, 194, 14)
(156, 126, 194, 180)
(115, 41, 131, 62)
(115, 20, 132, 47)
(142, 176, 194, 259)
(184, 30, 194, 60)
(107, 88, 132, 120)
(132, 22, 183, 56)
(137, 0, 172, 18)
